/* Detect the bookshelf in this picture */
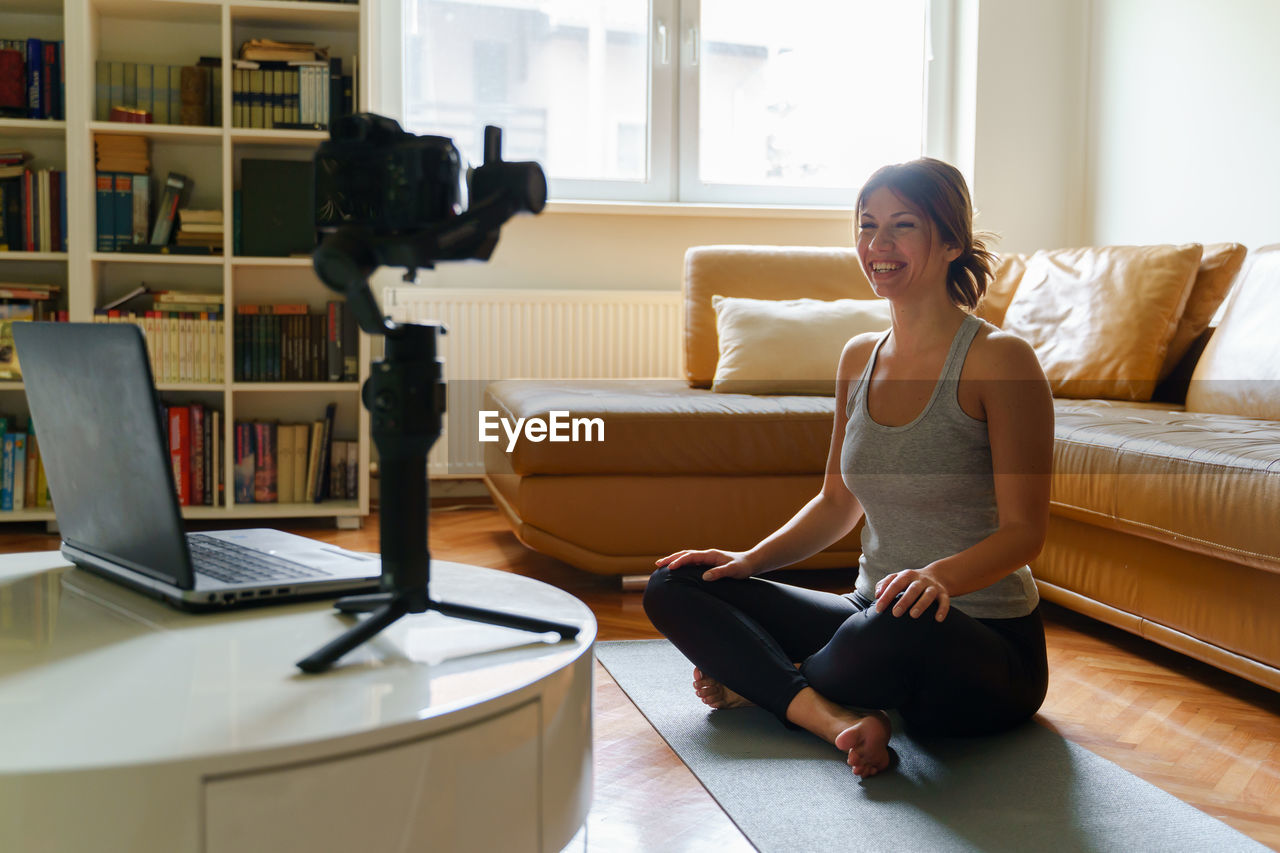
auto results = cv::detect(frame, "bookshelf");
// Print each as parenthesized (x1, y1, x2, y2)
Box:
(0, 0, 371, 526)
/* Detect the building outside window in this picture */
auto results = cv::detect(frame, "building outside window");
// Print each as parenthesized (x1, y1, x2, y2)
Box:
(401, 0, 944, 206)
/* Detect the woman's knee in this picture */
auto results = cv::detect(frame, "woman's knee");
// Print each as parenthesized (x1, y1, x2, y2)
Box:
(642, 566, 694, 624)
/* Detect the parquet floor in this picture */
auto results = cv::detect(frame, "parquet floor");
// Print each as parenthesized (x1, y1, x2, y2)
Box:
(4, 504, 1277, 851)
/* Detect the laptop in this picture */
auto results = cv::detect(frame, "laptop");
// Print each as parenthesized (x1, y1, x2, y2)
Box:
(13, 321, 382, 611)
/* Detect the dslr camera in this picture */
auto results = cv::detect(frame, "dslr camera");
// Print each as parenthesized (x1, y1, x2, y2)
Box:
(314, 113, 546, 266)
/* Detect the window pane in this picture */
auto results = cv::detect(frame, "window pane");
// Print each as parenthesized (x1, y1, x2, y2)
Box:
(699, 0, 927, 189)
(403, 0, 651, 182)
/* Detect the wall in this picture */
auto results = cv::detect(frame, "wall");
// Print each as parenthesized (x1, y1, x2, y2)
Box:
(1087, 0, 1280, 249)
(968, 0, 1090, 254)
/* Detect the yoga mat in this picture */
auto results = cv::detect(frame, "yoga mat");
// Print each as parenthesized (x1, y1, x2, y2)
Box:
(596, 639, 1268, 853)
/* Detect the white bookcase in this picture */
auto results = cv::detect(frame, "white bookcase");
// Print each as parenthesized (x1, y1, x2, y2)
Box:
(0, 0, 372, 526)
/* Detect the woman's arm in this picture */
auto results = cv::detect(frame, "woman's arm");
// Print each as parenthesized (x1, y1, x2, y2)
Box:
(874, 330, 1053, 619)
(657, 334, 875, 581)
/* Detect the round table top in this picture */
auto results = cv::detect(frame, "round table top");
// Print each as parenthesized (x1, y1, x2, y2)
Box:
(0, 552, 596, 776)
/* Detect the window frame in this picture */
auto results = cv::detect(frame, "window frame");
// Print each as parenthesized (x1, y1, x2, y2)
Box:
(385, 0, 957, 209)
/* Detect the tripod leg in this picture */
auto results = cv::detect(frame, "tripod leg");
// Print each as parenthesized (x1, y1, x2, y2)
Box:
(333, 592, 395, 614)
(431, 599, 580, 640)
(297, 598, 410, 673)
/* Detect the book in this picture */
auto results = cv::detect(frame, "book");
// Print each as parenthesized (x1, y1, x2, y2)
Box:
(304, 418, 323, 502)
(168, 405, 191, 506)
(291, 423, 308, 502)
(329, 436, 346, 499)
(0, 319, 26, 379)
(252, 421, 277, 502)
(345, 439, 358, 500)
(277, 421, 296, 503)
(190, 403, 205, 506)
(11, 432, 26, 511)
(149, 172, 189, 246)
(314, 402, 336, 501)
(0, 433, 13, 510)
(233, 421, 254, 504)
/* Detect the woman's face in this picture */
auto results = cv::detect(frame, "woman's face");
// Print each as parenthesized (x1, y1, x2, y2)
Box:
(856, 187, 959, 302)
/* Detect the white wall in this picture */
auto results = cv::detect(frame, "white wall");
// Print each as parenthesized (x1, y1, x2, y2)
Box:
(969, 0, 1090, 254)
(1087, 0, 1280, 250)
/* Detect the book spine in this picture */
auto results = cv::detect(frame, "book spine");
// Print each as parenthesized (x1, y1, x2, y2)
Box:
(190, 403, 205, 506)
(25, 39, 42, 120)
(152, 64, 169, 125)
(122, 61, 137, 112)
(0, 433, 12, 511)
(136, 62, 153, 118)
(113, 172, 133, 250)
(233, 421, 254, 504)
(169, 405, 190, 505)
(96, 172, 115, 252)
(10, 434, 25, 511)
(345, 440, 358, 501)
(132, 173, 150, 245)
(315, 402, 335, 502)
(108, 61, 123, 115)
(326, 300, 342, 382)
(329, 438, 345, 500)
(24, 429, 39, 509)
(211, 409, 221, 506)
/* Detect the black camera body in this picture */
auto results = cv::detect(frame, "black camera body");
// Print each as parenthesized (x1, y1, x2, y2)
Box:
(315, 113, 546, 244)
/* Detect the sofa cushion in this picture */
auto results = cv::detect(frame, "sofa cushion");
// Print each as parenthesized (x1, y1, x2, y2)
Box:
(1185, 243, 1280, 419)
(1160, 242, 1246, 380)
(685, 246, 875, 388)
(483, 379, 835, 476)
(1002, 244, 1203, 401)
(1051, 399, 1280, 573)
(710, 295, 892, 395)
(975, 253, 1026, 327)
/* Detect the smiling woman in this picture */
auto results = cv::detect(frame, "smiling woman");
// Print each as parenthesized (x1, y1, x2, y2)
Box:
(643, 156, 1055, 779)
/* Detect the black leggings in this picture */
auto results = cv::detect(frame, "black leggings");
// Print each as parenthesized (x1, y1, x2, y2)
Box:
(643, 566, 1049, 737)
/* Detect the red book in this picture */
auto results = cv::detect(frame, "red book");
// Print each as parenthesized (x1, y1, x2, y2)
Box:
(252, 422, 277, 502)
(190, 403, 205, 506)
(168, 405, 191, 505)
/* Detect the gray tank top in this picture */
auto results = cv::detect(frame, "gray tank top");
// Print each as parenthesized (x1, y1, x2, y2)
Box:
(841, 313, 1039, 619)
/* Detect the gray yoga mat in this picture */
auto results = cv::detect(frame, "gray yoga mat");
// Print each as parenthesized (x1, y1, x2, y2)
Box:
(596, 639, 1267, 853)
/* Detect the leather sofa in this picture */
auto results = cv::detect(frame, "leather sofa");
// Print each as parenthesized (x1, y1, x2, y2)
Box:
(483, 244, 1280, 691)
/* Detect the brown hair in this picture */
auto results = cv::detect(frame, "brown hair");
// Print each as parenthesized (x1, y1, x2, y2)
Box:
(856, 158, 995, 311)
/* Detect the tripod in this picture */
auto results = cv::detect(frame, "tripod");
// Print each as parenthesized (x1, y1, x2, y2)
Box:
(296, 134, 579, 672)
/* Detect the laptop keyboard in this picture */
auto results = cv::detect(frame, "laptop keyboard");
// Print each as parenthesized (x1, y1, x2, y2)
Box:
(187, 534, 329, 584)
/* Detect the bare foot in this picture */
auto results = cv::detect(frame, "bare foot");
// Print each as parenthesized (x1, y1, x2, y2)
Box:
(691, 667, 754, 709)
(834, 711, 893, 777)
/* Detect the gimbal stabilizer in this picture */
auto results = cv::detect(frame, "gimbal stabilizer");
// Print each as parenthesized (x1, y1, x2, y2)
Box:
(297, 118, 580, 673)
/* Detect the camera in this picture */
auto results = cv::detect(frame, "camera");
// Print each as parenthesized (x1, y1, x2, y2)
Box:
(314, 113, 546, 260)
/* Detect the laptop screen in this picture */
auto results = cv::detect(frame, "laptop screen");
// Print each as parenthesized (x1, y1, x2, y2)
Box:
(14, 322, 196, 588)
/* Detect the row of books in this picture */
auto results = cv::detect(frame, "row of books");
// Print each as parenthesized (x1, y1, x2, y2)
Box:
(0, 39, 65, 121)
(0, 418, 50, 512)
(233, 407, 357, 504)
(0, 166, 68, 253)
(0, 312, 66, 380)
(95, 62, 222, 127)
(95, 172, 151, 251)
(162, 402, 222, 507)
(230, 60, 352, 130)
(235, 301, 357, 383)
(93, 311, 226, 385)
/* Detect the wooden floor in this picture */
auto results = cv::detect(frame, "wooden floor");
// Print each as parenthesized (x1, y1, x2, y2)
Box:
(5, 505, 1278, 851)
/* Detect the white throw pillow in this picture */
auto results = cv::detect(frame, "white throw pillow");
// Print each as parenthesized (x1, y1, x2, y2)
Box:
(711, 295, 893, 395)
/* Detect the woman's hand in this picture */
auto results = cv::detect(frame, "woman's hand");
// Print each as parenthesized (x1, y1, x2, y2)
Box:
(655, 549, 755, 582)
(874, 568, 951, 621)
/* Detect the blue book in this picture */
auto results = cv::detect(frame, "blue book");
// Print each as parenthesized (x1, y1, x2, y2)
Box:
(25, 38, 42, 119)
(1, 433, 14, 510)
(96, 172, 115, 251)
(113, 172, 134, 249)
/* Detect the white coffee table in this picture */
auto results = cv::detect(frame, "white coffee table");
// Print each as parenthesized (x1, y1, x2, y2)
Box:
(0, 551, 596, 853)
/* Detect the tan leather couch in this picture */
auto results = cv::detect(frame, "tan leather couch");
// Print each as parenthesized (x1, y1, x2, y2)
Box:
(484, 244, 1280, 691)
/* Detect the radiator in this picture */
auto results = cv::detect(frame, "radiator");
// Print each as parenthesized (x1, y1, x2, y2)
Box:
(384, 288, 684, 476)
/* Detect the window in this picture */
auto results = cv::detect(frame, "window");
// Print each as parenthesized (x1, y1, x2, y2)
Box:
(400, 0, 948, 206)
